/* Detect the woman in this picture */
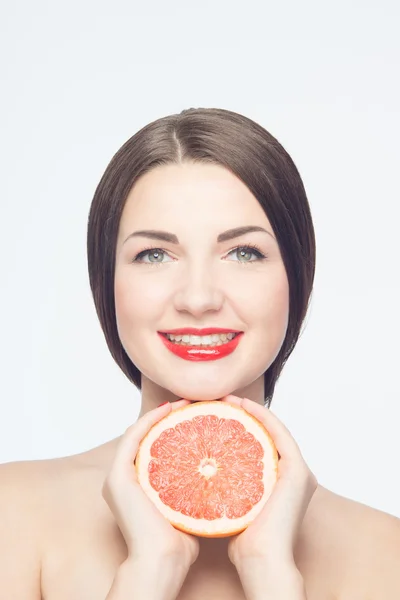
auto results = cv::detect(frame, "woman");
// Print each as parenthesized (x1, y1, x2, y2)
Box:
(1, 108, 399, 599)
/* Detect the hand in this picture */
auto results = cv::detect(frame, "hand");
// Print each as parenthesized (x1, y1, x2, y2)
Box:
(221, 395, 318, 592)
(102, 400, 200, 576)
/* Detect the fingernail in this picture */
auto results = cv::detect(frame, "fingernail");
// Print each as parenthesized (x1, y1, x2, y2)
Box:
(158, 401, 170, 407)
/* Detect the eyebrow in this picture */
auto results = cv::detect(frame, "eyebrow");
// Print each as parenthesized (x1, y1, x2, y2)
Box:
(123, 225, 274, 245)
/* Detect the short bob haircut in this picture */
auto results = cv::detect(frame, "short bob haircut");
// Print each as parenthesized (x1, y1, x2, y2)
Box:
(87, 107, 316, 408)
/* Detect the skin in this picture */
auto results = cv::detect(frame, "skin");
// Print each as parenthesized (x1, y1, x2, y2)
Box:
(114, 162, 289, 414)
(111, 161, 312, 597)
(1, 161, 400, 599)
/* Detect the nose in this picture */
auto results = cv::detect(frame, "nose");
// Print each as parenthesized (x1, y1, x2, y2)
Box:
(173, 261, 224, 317)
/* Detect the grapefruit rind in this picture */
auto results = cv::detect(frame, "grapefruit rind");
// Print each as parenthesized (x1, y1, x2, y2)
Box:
(136, 401, 278, 538)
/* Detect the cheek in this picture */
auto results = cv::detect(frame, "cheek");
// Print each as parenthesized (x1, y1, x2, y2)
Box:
(236, 268, 289, 326)
(265, 275, 290, 322)
(256, 270, 290, 356)
(249, 270, 290, 351)
(114, 269, 169, 330)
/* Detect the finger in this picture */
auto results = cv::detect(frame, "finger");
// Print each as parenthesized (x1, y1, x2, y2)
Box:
(115, 399, 191, 479)
(221, 395, 301, 463)
(113, 402, 174, 478)
(220, 394, 244, 407)
(171, 399, 192, 411)
(240, 397, 303, 464)
(118, 399, 191, 466)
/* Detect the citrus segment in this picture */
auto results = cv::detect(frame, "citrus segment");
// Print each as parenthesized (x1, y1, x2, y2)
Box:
(136, 400, 278, 537)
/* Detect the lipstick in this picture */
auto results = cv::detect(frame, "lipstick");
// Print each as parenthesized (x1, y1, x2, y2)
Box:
(158, 331, 244, 362)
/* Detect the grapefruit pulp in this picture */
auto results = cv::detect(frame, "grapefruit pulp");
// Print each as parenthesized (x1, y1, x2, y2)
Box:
(135, 400, 278, 537)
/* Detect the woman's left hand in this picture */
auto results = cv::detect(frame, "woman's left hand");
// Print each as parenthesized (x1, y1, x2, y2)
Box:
(221, 395, 318, 598)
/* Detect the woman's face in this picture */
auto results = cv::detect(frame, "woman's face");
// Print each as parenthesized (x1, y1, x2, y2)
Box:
(114, 162, 289, 402)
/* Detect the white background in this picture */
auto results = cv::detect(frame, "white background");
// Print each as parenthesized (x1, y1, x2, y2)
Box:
(1, 1, 399, 517)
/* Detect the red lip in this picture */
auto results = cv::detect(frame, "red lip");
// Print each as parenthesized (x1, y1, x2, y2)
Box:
(158, 332, 244, 361)
(159, 327, 243, 335)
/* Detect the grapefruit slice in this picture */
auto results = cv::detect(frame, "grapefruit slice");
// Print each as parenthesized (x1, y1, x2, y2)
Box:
(136, 400, 278, 537)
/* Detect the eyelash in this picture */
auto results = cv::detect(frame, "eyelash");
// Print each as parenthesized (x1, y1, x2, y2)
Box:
(131, 244, 267, 267)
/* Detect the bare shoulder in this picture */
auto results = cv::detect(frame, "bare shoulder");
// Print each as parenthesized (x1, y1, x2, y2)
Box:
(0, 456, 60, 528)
(299, 485, 400, 599)
(0, 451, 99, 507)
(0, 458, 60, 598)
(0, 439, 118, 520)
(337, 489, 400, 599)
(0, 445, 113, 599)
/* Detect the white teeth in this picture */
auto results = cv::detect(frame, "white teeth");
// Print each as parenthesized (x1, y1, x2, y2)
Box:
(165, 332, 239, 346)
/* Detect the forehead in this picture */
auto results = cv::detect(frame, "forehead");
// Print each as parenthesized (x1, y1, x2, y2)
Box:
(119, 162, 271, 234)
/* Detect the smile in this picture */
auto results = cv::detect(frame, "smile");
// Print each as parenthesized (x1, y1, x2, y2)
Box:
(158, 332, 244, 361)
(164, 332, 239, 346)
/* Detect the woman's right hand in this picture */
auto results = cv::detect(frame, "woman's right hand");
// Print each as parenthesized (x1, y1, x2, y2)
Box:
(102, 400, 200, 590)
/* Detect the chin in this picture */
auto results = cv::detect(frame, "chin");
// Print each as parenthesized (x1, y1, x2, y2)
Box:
(169, 386, 233, 403)
(185, 397, 222, 403)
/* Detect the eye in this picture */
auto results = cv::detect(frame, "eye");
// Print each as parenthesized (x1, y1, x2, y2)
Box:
(132, 247, 173, 266)
(131, 244, 267, 267)
(226, 244, 267, 264)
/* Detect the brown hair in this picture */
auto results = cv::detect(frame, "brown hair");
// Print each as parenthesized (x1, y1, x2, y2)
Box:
(87, 107, 316, 407)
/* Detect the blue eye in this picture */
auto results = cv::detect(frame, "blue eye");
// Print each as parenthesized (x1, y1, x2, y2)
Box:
(132, 244, 267, 266)
(133, 248, 172, 265)
(228, 245, 266, 263)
